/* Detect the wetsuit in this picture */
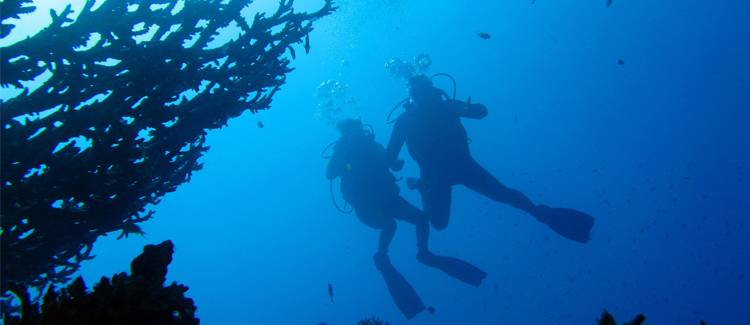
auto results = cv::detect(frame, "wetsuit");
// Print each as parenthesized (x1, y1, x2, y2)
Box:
(327, 133, 428, 253)
(386, 98, 537, 230)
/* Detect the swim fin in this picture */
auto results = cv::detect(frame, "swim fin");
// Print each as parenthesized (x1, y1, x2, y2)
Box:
(417, 251, 487, 287)
(533, 205, 595, 243)
(373, 253, 426, 319)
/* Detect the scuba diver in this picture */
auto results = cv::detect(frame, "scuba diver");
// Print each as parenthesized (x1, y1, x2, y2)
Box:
(385, 75, 594, 243)
(326, 118, 486, 319)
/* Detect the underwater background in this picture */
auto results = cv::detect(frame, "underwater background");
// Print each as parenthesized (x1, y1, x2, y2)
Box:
(4, 0, 749, 324)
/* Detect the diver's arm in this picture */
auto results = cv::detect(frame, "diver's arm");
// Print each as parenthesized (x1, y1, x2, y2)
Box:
(450, 98, 488, 119)
(376, 143, 402, 171)
(386, 120, 406, 170)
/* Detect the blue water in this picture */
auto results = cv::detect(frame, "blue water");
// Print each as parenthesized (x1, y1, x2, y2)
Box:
(72, 0, 750, 323)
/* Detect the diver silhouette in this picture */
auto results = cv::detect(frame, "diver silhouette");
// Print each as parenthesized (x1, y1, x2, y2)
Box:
(386, 75, 594, 243)
(326, 118, 486, 319)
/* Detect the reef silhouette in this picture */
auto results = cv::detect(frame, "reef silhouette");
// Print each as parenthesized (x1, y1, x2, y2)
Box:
(0, 0, 334, 296)
(598, 310, 646, 325)
(356, 318, 390, 325)
(3, 240, 198, 324)
(598, 310, 707, 325)
(2, 239, 393, 324)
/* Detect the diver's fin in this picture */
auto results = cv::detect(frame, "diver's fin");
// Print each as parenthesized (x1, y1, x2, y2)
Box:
(534, 205, 595, 243)
(374, 253, 426, 319)
(417, 251, 487, 287)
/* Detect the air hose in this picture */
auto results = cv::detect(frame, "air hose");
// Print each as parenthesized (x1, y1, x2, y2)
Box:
(330, 179, 353, 214)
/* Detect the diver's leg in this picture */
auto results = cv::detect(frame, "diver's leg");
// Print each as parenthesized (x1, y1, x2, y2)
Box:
(410, 189, 487, 287)
(356, 209, 397, 254)
(419, 181, 452, 230)
(460, 159, 594, 243)
(368, 212, 426, 319)
(377, 218, 397, 254)
(460, 159, 537, 214)
(390, 197, 429, 252)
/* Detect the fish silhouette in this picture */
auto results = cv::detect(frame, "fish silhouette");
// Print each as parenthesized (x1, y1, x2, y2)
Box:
(477, 32, 492, 39)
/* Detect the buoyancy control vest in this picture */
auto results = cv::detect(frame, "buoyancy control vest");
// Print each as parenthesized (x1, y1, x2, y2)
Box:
(333, 135, 400, 209)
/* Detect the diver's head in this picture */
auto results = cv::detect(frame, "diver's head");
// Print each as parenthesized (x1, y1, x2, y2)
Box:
(408, 75, 441, 105)
(336, 118, 365, 137)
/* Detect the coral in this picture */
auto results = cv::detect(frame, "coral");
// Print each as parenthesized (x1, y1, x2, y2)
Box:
(0, 0, 335, 294)
(357, 317, 390, 325)
(598, 310, 646, 325)
(0, 0, 35, 38)
(599, 310, 708, 325)
(3, 241, 197, 325)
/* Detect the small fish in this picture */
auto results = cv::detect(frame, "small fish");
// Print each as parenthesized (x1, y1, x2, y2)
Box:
(327, 283, 333, 302)
(427, 306, 436, 314)
(617, 59, 625, 65)
(304, 33, 311, 53)
(477, 32, 491, 40)
(606, 0, 613, 8)
(257, 120, 264, 128)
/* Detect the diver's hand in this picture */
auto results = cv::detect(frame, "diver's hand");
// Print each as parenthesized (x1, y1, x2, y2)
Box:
(390, 159, 405, 171)
(464, 96, 487, 119)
